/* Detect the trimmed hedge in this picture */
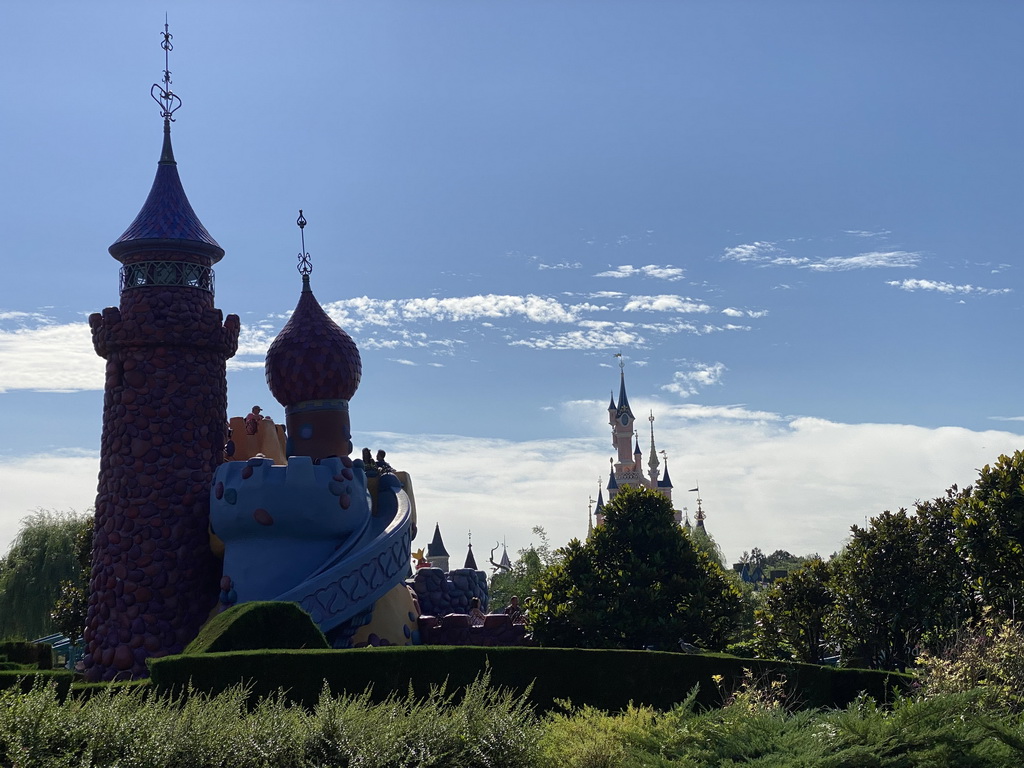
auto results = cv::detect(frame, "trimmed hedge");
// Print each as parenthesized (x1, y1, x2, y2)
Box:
(0, 641, 52, 669)
(149, 646, 911, 712)
(0, 670, 73, 698)
(184, 601, 329, 654)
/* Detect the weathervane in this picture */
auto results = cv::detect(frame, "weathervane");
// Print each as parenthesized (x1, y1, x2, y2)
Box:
(296, 210, 312, 279)
(150, 16, 181, 122)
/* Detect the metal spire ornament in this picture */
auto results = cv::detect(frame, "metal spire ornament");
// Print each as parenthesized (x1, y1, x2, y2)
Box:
(151, 16, 182, 122)
(296, 210, 313, 290)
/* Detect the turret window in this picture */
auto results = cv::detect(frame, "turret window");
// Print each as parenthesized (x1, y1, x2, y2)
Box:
(120, 261, 215, 293)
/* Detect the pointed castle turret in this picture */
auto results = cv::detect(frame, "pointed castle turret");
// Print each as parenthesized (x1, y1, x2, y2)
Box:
(427, 522, 450, 573)
(85, 23, 239, 681)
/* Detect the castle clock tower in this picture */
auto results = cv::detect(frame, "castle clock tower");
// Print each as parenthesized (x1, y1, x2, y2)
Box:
(84, 26, 239, 680)
(608, 359, 645, 491)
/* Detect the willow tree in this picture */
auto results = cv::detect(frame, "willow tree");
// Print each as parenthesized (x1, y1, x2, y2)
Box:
(0, 510, 89, 640)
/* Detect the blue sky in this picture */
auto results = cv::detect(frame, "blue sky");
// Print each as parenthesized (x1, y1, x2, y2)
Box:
(1, 2, 1022, 565)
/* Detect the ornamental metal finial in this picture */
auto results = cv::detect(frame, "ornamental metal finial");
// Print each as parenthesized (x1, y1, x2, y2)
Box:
(296, 210, 312, 278)
(150, 16, 182, 121)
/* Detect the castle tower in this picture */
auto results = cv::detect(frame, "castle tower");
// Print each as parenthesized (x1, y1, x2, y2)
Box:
(426, 522, 450, 572)
(608, 360, 646, 494)
(85, 26, 239, 680)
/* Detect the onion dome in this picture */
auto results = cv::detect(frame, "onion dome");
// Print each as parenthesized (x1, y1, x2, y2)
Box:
(109, 121, 224, 263)
(265, 210, 361, 405)
(265, 280, 361, 406)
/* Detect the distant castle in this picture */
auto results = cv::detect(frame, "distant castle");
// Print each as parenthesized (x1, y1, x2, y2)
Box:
(591, 361, 707, 535)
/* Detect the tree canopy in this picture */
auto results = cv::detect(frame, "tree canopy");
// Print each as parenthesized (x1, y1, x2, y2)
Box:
(488, 526, 558, 613)
(529, 486, 741, 651)
(750, 450, 1024, 670)
(0, 510, 90, 640)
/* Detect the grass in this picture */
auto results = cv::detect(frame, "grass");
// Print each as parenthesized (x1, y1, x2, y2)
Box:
(3, 674, 1024, 767)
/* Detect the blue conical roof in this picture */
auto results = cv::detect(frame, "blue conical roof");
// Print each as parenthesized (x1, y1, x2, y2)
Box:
(427, 522, 449, 558)
(616, 369, 634, 419)
(109, 122, 223, 262)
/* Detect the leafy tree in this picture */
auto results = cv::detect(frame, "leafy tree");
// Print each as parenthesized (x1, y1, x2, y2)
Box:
(0, 510, 89, 640)
(954, 452, 1024, 618)
(754, 557, 835, 664)
(530, 486, 741, 651)
(829, 509, 936, 670)
(50, 516, 93, 643)
(489, 526, 559, 612)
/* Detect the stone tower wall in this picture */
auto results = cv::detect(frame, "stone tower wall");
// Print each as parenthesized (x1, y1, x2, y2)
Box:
(84, 282, 238, 681)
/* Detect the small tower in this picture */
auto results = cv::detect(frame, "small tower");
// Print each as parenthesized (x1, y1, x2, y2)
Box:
(427, 522, 450, 573)
(647, 411, 661, 487)
(85, 24, 239, 680)
(464, 532, 478, 570)
(692, 484, 706, 530)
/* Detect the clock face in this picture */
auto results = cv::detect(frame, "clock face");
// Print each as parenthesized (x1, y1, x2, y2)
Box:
(619, 413, 629, 426)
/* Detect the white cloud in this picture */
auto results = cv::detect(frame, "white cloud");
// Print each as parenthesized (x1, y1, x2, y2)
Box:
(0, 451, 100, 554)
(0, 321, 104, 393)
(721, 242, 780, 263)
(538, 262, 582, 270)
(324, 294, 579, 327)
(844, 229, 891, 238)
(623, 295, 712, 313)
(886, 278, 1011, 296)
(389, 358, 417, 366)
(661, 362, 727, 396)
(594, 265, 685, 281)
(805, 251, 921, 271)
(511, 328, 647, 351)
(13, 417, 1019, 567)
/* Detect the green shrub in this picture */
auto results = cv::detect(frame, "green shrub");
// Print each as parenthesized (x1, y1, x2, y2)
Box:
(150, 645, 910, 713)
(0, 641, 52, 669)
(0, 670, 72, 697)
(917, 610, 1024, 713)
(183, 601, 329, 654)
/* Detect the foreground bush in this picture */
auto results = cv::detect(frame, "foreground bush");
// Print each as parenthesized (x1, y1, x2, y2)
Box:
(0, 672, 539, 768)
(5, 675, 1024, 767)
(917, 610, 1024, 713)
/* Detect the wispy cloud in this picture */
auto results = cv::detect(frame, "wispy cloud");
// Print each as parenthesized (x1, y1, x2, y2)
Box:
(722, 307, 768, 319)
(538, 262, 582, 270)
(662, 362, 727, 397)
(511, 328, 647, 351)
(324, 295, 580, 327)
(623, 295, 712, 313)
(806, 251, 920, 271)
(886, 278, 1011, 296)
(723, 240, 920, 272)
(844, 229, 891, 238)
(594, 264, 685, 281)
(721, 242, 781, 263)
